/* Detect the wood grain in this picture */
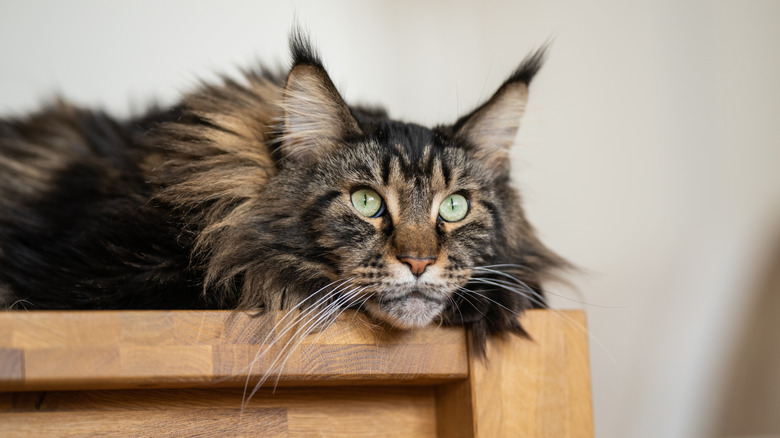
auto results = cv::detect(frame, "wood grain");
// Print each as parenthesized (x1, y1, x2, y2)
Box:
(469, 310, 594, 437)
(435, 377, 476, 438)
(0, 309, 593, 437)
(0, 387, 436, 437)
(0, 310, 467, 391)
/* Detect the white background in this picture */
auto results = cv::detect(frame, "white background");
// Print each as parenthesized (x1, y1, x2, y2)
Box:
(2, 1, 779, 437)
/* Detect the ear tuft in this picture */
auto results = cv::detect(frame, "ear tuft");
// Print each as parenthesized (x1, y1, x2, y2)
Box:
(505, 45, 547, 86)
(453, 46, 547, 173)
(280, 30, 362, 164)
(289, 26, 323, 67)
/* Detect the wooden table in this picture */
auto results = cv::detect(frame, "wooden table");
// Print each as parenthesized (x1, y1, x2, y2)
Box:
(0, 309, 593, 437)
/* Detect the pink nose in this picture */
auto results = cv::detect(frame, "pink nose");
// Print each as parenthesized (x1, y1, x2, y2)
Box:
(397, 256, 436, 276)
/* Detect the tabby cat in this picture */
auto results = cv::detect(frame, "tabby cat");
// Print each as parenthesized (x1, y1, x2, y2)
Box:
(0, 31, 566, 354)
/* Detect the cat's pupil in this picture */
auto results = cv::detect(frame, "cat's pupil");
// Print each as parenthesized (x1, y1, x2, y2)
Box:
(439, 194, 468, 222)
(351, 188, 383, 218)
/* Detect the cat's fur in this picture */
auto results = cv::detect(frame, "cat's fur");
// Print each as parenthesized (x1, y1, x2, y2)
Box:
(0, 31, 566, 354)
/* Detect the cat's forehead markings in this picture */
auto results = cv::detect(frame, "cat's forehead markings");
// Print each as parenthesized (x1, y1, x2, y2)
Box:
(383, 190, 401, 223)
(386, 155, 404, 187)
(421, 145, 432, 165)
(385, 156, 407, 220)
(429, 150, 447, 190)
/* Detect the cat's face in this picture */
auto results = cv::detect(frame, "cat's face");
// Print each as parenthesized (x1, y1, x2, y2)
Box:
(289, 128, 505, 329)
(224, 34, 564, 350)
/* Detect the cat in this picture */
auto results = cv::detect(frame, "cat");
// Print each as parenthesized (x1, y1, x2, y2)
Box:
(0, 30, 567, 355)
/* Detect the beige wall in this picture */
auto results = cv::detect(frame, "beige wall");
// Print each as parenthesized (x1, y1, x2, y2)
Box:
(2, 1, 779, 437)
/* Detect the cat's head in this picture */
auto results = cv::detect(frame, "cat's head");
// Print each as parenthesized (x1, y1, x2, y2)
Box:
(253, 32, 567, 351)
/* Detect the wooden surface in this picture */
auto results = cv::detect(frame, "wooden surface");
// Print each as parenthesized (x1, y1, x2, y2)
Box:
(0, 310, 467, 391)
(471, 310, 594, 437)
(0, 309, 593, 437)
(1, 387, 438, 438)
(434, 310, 594, 438)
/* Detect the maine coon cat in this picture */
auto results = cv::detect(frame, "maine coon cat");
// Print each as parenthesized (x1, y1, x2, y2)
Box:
(0, 31, 566, 354)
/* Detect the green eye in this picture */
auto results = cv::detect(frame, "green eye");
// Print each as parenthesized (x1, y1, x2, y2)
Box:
(351, 188, 384, 218)
(439, 193, 469, 222)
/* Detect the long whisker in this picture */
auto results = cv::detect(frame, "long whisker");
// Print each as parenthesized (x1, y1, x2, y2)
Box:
(246, 278, 352, 365)
(446, 293, 466, 323)
(349, 293, 384, 336)
(269, 286, 369, 390)
(247, 283, 367, 400)
(475, 263, 534, 271)
(474, 265, 622, 309)
(468, 277, 545, 307)
(307, 287, 371, 349)
(351, 291, 374, 317)
(456, 285, 520, 317)
(240, 278, 355, 411)
(242, 279, 347, 368)
(472, 266, 620, 309)
(471, 267, 544, 292)
(468, 276, 616, 364)
(452, 287, 486, 318)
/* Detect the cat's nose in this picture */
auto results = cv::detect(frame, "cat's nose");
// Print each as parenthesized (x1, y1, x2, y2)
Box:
(397, 256, 436, 277)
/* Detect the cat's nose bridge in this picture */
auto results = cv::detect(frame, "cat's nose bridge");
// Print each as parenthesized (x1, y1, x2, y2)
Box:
(392, 222, 438, 272)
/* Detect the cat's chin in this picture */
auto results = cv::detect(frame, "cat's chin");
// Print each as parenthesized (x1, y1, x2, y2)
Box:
(365, 291, 445, 329)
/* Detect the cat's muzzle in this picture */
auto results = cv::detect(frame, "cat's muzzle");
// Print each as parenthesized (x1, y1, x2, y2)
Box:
(368, 289, 446, 329)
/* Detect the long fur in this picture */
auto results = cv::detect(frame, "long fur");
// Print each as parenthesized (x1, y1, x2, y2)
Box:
(0, 32, 567, 355)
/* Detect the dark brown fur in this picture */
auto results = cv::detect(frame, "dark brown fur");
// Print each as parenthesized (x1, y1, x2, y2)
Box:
(0, 32, 567, 355)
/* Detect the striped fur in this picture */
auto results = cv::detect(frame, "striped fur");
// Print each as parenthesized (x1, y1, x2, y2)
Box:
(0, 32, 566, 354)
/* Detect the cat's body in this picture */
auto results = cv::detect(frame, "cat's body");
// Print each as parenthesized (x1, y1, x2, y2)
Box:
(0, 32, 565, 352)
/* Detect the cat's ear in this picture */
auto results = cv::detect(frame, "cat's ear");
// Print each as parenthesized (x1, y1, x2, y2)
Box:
(452, 48, 546, 173)
(280, 31, 362, 164)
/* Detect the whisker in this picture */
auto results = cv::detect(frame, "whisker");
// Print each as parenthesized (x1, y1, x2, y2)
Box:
(241, 279, 348, 369)
(474, 263, 534, 271)
(472, 266, 620, 309)
(270, 286, 368, 389)
(7, 298, 33, 311)
(446, 293, 466, 324)
(452, 287, 486, 318)
(247, 283, 367, 399)
(351, 291, 374, 317)
(308, 287, 370, 346)
(349, 294, 385, 336)
(247, 278, 351, 359)
(468, 277, 544, 307)
(241, 278, 355, 411)
(468, 276, 616, 365)
(456, 285, 521, 317)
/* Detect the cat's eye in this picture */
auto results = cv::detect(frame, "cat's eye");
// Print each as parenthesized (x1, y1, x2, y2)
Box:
(439, 194, 469, 222)
(351, 188, 384, 218)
